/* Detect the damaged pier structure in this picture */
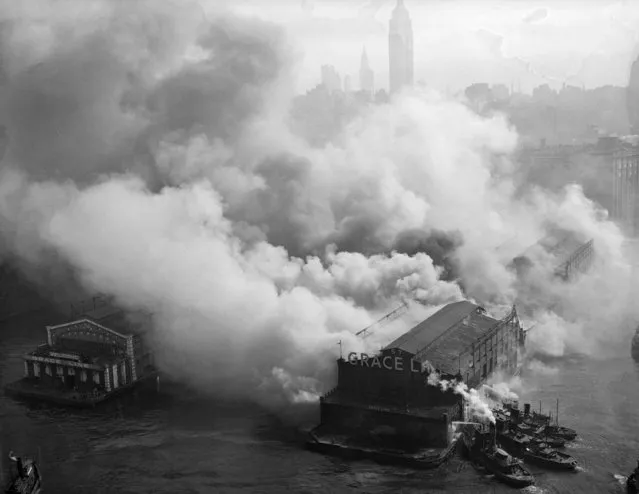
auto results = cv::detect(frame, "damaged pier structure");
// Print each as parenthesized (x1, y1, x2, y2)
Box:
(511, 228, 594, 283)
(308, 301, 526, 468)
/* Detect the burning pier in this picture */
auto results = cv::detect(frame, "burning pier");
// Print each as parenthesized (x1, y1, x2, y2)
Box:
(307, 300, 526, 468)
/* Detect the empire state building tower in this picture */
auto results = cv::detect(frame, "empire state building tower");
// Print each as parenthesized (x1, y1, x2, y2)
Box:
(388, 0, 414, 95)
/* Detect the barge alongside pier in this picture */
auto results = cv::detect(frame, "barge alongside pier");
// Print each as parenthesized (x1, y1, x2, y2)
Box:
(307, 301, 527, 468)
(3, 298, 156, 408)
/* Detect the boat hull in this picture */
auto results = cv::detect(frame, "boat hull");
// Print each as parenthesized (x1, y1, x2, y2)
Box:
(491, 469, 535, 488)
(478, 452, 534, 488)
(523, 452, 577, 471)
(460, 434, 535, 488)
(513, 426, 566, 448)
(530, 424, 577, 442)
(497, 431, 577, 471)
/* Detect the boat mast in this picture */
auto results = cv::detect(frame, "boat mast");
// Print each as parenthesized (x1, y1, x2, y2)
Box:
(556, 398, 559, 426)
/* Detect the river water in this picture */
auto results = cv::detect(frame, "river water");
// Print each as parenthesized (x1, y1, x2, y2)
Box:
(1, 309, 637, 494)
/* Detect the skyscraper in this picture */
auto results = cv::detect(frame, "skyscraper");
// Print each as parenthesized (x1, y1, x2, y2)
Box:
(359, 47, 375, 95)
(388, 0, 414, 95)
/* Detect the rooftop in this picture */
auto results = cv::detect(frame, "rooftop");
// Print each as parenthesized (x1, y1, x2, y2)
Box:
(417, 311, 500, 375)
(76, 306, 143, 336)
(383, 301, 483, 356)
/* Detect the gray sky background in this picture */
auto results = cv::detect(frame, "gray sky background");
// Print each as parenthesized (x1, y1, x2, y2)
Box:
(226, 0, 639, 94)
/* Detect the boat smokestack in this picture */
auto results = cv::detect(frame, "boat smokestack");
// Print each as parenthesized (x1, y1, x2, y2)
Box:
(489, 421, 497, 450)
(524, 403, 531, 416)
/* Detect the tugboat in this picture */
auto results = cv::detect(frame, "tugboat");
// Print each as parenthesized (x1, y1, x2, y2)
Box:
(4, 451, 42, 494)
(462, 423, 535, 489)
(537, 424, 577, 442)
(522, 442, 578, 471)
(496, 429, 533, 455)
(514, 423, 566, 448)
(502, 404, 567, 448)
(519, 401, 578, 442)
(496, 425, 578, 471)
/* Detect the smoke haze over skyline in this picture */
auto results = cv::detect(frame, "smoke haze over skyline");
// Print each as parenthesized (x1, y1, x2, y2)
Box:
(231, 0, 639, 94)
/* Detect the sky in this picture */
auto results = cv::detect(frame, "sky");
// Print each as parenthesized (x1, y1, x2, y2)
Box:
(228, 0, 639, 94)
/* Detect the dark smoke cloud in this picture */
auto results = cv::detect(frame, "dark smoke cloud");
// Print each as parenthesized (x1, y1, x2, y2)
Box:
(392, 229, 464, 281)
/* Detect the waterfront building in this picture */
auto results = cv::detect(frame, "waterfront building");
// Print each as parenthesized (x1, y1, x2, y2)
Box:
(318, 301, 525, 449)
(6, 298, 155, 406)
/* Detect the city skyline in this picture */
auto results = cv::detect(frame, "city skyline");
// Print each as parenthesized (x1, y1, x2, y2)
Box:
(233, 0, 639, 95)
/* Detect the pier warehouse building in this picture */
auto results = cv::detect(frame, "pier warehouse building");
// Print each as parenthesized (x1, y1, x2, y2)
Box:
(510, 228, 594, 283)
(10, 298, 155, 404)
(319, 301, 525, 449)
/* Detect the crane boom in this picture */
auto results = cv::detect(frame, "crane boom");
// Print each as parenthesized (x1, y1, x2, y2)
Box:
(356, 299, 409, 339)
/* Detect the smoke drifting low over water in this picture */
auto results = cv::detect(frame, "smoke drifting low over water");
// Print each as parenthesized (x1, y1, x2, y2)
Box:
(0, 0, 634, 415)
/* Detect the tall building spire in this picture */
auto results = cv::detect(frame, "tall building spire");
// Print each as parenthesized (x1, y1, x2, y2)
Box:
(388, 0, 413, 94)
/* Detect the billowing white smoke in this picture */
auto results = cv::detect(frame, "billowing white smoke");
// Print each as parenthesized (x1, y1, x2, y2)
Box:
(427, 372, 496, 424)
(481, 383, 519, 405)
(0, 0, 632, 413)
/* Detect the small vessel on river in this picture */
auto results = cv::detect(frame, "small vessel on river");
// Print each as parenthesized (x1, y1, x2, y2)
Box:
(461, 423, 535, 489)
(496, 428, 578, 471)
(3, 451, 42, 494)
(498, 401, 576, 447)
(517, 403, 577, 441)
(523, 442, 578, 471)
(513, 423, 566, 448)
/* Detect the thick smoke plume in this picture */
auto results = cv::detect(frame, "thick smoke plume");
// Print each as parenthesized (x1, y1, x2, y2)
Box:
(427, 372, 496, 424)
(0, 0, 633, 413)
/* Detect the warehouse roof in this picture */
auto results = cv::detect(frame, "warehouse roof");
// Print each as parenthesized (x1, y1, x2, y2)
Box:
(418, 310, 500, 375)
(383, 301, 483, 356)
